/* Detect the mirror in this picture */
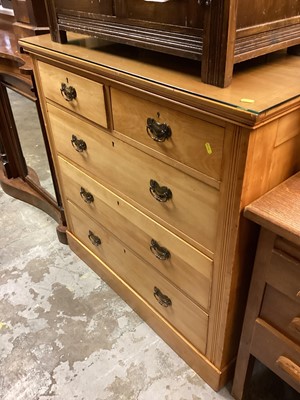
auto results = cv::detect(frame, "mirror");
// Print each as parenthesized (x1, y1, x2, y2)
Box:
(7, 88, 55, 198)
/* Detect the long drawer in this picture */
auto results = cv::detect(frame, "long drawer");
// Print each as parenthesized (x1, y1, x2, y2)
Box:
(251, 319, 300, 393)
(58, 156, 213, 310)
(37, 61, 107, 127)
(260, 285, 300, 345)
(47, 103, 219, 253)
(111, 88, 224, 180)
(67, 200, 209, 353)
(266, 249, 300, 300)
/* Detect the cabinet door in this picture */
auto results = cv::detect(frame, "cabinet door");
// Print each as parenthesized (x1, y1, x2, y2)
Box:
(237, 0, 300, 28)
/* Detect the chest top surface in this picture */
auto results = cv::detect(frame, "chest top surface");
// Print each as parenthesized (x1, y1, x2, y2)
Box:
(245, 172, 300, 246)
(19, 33, 300, 127)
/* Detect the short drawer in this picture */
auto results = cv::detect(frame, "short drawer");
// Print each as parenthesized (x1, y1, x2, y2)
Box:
(111, 88, 224, 180)
(58, 156, 212, 310)
(48, 103, 219, 254)
(266, 249, 300, 301)
(37, 61, 107, 127)
(260, 285, 300, 345)
(67, 200, 209, 354)
(251, 319, 300, 393)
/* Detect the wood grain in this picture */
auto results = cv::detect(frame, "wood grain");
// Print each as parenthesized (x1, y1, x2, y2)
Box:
(58, 155, 213, 311)
(111, 87, 225, 180)
(67, 231, 231, 391)
(245, 173, 300, 246)
(47, 103, 220, 255)
(251, 319, 300, 392)
(19, 33, 300, 123)
(37, 60, 107, 127)
(68, 200, 209, 354)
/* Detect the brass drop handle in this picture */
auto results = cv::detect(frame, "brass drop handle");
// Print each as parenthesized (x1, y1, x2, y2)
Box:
(149, 179, 172, 202)
(146, 117, 172, 142)
(60, 82, 77, 101)
(88, 230, 101, 247)
(150, 239, 170, 260)
(153, 287, 172, 307)
(71, 134, 87, 152)
(80, 187, 94, 204)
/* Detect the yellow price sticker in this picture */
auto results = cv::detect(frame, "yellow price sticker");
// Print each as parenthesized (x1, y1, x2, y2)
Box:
(205, 142, 213, 155)
(240, 98, 255, 103)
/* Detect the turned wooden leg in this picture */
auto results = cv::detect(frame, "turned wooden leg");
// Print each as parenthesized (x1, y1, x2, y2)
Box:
(232, 230, 276, 399)
(232, 352, 255, 399)
(56, 223, 68, 245)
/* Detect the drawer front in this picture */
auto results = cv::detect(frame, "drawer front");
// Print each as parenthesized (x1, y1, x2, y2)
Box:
(267, 249, 300, 301)
(54, 1, 114, 15)
(119, 0, 203, 28)
(111, 88, 224, 180)
(67, 200, 208, 353)
(260, 285, 300, 345)
(58, 156, 212, 310)
(48, 104, 219, 253)
(251, 319, 300, 393)
(37, 61, 107, 127)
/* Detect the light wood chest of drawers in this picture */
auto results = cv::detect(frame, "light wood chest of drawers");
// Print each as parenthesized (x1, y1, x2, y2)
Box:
(20, 33, 300, 391)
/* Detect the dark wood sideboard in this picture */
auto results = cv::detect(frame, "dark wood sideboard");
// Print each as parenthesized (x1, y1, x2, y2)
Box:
(44, 0, 300, 87)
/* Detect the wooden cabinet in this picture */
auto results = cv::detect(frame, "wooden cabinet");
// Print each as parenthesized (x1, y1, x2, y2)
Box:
(19, 33, 300, 390)
(232, 173, 300, 399)
(44, 0, 300, 87)
(11, 0, 48, 38)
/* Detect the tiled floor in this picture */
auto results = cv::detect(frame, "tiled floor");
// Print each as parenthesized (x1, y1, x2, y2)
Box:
(1, 90, 298, 400)
(0, 188, 236, 400)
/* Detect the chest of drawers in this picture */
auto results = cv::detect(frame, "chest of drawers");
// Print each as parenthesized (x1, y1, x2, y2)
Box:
(19, 33, 300, 391)
(232, 173, 300, 399)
